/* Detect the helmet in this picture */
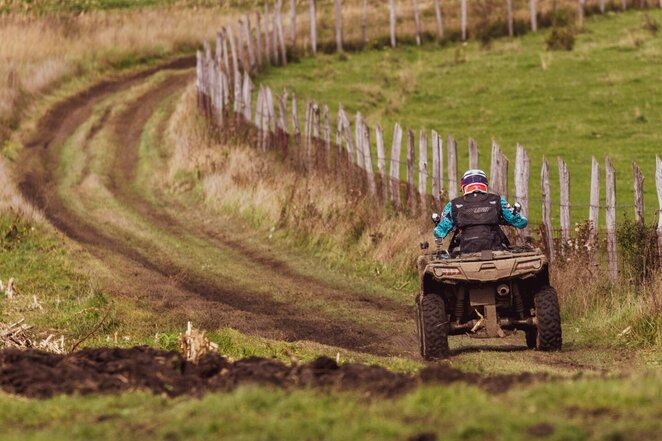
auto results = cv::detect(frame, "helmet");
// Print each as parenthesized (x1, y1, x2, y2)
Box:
(461, 169, 488, 194)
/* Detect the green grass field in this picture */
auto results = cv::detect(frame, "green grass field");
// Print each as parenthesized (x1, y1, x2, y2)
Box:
(258, 10, 662, 224)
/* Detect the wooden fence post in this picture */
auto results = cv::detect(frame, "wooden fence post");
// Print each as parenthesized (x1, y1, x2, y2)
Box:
(323, 105, 331, 170)
(277, 91, 289, 151)
(558, 157, 571, 247)
(434, 0, 444, 41)
(243, 15, 255, 69)
(578, 0, 585, 28)
(418, 130, 429, 210)
(196, 51, 204, 112)
(361, 0, 369, 48)
(355, 112, 366, 171)
(447, 135, 458, 199)
(633, 162, 645, 224)
(530, 0, 538, 32)
(226, 25, 239, 80)
(589, 156, 600, 256)
(236, 20, 249, 73)
(514, 144, 530, 239)
(461, 0, 468, 41)
(468, 138, 479, 169)
(507, 0, 514, 37)
(541, 157, 554, 263)
(376, 124, 388, 202)
(255, 11, 263, 68)
(363, 123, 377, 197)
(431, 130, 441, 207)
(389, 0, 397, 48)
(242, 74, 254, 122)
(390, 123, 403, 209)
(256, 85, 264, 149)
(290, 0, 297, 47)
(292, 93, 301, 161)
(309, 0, 317, 55)
(407, 129, 416, 213)
(264, 4, 273, 65)
(605, 157, 618, 281)
(276, 1, 288, 65)
(621, 0, 627, 11)
(335, 0, 343, 52)
(599, 0, 606, 13)
(273, 11, 280, 65)
(412, 0, 422, 46)
(490, 141, 501, 193)
(499, 151, 509, 199)
(656, 156, 662, 268)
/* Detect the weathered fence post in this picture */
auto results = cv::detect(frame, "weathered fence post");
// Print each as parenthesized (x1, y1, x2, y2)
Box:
(407, 129, 416, 213)
(599, 0, 606, 13)
(355, 112, 366, 172)
(558, 158, 571, 248)
(363, 123, 377, 197)
(656, 156, 662, 268)
(418, 130, 429, 210)
(514, 144, 530, 240)
(434, 0, 444, 41)
(290, 0, 297, 47)
(621, 0, 627, 11)
(256, 85, 264, 149)
(292, 94, 301, 164)
(236, 20, 249, 73)
(461, 0, 468, 41)
(323, 105, 331, 170)
(242, 74, 254, 123)
(499, 151, 509, 199)
(588, 157, 600, 259)
(507, 0, 514, 37)
(605, 157, 618, 281)
(196, 51, 204, 112)
(276, 0, 288, 65)
(447, 135, 458, 199)
(431, 130, 442, 207)
(633, 162, 644, 224)
(243, 15, 255, 69)
(335, 0, 343, 52)
(309, 0, 318, 55)
(255, 11, 263, 68)
(389, 0, 397, 48)
(530, 0, 538, 32)
(390, 123, 403, 209)
(376, 124, 388, 202)
(412, 0, 422, 46)
(264, 4, 273, 65)
(578, 0, 585, 28)
(490, 141, 501, 193)
(360, 0, 369, 48)
(541, 158, 554, 262)
(468, 138, 479, 169)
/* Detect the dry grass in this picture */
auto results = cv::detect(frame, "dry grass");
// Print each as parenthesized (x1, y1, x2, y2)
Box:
(0, 155, 41, 220)
(0, 7, 242, 144)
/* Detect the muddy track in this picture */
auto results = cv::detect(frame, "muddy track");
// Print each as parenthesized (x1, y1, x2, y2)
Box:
(18, 58, 414, 356)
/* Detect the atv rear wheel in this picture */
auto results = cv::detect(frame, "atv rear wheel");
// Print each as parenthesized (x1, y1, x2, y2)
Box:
(416, 293, 449, 360)
(533, 286, 562, 351)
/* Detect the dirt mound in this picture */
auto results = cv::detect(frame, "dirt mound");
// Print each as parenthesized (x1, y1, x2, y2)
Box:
(0, 347, 547, 399)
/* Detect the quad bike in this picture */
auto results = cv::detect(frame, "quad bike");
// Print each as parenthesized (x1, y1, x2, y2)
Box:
(415, 216, 562, 360)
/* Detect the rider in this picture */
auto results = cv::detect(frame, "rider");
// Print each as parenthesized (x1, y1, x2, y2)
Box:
(434, 169, 528, 254)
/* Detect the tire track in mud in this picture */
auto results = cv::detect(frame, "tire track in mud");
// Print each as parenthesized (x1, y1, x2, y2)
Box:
(18, 59, 415, 357)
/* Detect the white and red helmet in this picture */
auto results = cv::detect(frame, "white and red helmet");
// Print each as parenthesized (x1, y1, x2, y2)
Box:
(461, 169, 488, 194)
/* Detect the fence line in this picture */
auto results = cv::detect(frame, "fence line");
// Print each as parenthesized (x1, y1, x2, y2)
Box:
(195, 1, 662, 278)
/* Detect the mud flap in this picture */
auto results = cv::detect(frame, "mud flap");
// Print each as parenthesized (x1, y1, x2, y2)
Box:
(485, 305, 505, 338)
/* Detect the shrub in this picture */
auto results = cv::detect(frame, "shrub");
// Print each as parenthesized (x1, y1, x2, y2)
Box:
(545, 27, 576, 51)
(642, 13, 659, 36)
(617, 218, 659, 286)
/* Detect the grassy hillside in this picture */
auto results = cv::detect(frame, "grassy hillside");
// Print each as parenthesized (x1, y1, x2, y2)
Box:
(258, 10, 662, 224)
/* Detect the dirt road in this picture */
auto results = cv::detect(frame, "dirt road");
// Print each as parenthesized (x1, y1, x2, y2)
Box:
(18, 58, 417, 357)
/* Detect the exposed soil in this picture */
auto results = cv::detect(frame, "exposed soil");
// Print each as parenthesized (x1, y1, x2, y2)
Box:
(17, 56, 414, 357)
(0, 347, 547, 399)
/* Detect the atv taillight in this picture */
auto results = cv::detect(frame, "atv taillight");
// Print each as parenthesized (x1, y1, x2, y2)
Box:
(515, 260, 542, 271)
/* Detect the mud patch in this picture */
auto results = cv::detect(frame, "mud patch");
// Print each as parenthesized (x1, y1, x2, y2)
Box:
(0, 347, 548, 399)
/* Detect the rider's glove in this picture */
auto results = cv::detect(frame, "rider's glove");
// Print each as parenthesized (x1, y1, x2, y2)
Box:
(512, 202, 522, 214)
(432, 213, 441, 225)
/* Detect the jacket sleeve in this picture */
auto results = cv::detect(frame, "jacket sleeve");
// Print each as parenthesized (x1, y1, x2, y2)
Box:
(500, 197, 528, 229)
(434, 202, 454, 238)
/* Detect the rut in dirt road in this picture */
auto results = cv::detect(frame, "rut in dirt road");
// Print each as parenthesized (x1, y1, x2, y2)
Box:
(17, 59, 415, 357)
